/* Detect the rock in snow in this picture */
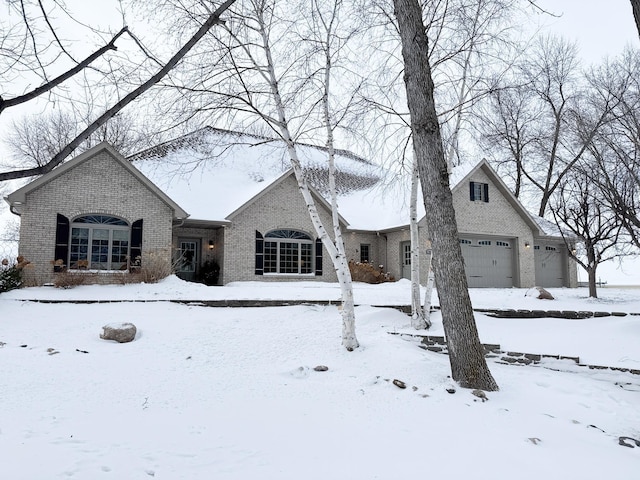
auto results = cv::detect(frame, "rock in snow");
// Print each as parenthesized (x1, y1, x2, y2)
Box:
(100, 323, 137, 343)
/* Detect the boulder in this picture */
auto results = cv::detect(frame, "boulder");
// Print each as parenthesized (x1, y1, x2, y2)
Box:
(100, 323, 137, 343)
(525, 286, 554, 300)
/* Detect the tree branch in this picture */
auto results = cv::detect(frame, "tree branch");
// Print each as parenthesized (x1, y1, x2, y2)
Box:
(0, 0, 237, 182)
(0, 26, 129, 113)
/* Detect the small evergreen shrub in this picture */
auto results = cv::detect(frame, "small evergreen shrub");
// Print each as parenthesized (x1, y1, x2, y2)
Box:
(198, 260, 220, 286)
(0, 256, 30, 293)
(348, 260, 395, 284)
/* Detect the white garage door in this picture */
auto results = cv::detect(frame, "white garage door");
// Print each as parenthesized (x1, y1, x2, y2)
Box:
(460, 237, 514, 288)
(534, 244, 565, 287)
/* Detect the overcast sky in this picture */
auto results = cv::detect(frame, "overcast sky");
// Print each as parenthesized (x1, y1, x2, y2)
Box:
(533, 0, 638, 64)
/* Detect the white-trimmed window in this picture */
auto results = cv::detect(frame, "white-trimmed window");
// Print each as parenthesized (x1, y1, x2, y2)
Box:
(263, 229, 313, 275)
(69, 215, 130, 270)
(469, 181, 489, 202)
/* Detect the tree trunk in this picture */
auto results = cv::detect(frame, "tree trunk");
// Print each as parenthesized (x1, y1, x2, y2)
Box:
(632, 0, 640, 37)
(410, 159, 428, 329)
(393, 0, 498, 391)
(586, 246, 598, 298)
(423, 241, 435, 325)
(587, 267, 598, 299)
(257, 4, 359, 350)
(321, 42, 359, 349)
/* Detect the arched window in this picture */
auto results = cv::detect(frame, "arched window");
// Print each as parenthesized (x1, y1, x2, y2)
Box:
(69, 215, 130, 270)
(264, 229, 313, 275)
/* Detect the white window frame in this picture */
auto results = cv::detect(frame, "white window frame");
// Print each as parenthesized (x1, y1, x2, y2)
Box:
(69, 215, 130, 271)
(263, 230, 314, 276)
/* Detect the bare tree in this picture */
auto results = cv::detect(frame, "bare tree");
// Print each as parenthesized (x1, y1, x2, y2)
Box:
(480, 35, 614, 217)
(478, 79, 541, 199)
(586, 48, 640, 250)
(393, 0, 498, 391)
(550, 165, 624, 298)
(0, 0, 237, 182)
(3, 109, 150, 170)
(166, 0, 362, 349)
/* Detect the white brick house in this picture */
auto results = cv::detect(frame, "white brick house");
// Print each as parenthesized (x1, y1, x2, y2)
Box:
(4, 129, 577, 288)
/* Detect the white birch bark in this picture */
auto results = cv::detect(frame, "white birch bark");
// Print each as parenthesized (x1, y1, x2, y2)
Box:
(423, 241, 435, 325)
(409, 158, 428, 329)
(321, 25, 358, 348)
(255, 4, 359, 350)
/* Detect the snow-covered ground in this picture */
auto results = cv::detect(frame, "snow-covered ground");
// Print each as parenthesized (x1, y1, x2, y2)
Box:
(1, 278, 639, 479)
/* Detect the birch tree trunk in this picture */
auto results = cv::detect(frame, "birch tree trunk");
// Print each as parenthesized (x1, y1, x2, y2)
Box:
(393, 0, 498, 391)
(410, 158, 428, 329)
(320, 17, 358, 348)
(255, 4, 359, 350)
(423, 241, 435, 325)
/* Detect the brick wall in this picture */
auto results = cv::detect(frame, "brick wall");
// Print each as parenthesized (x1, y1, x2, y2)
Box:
(18, 150, 174, 285)
(223, 174, 340, 283)
(452, 167, 536, 287)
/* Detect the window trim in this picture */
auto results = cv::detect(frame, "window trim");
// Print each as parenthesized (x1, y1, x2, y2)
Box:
(469, 181, 489, 203)
(68, 215, 131, 271)
(263, 229, 315, 276)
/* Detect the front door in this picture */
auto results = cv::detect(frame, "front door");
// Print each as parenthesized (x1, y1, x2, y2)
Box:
(177, 238, 199, 282)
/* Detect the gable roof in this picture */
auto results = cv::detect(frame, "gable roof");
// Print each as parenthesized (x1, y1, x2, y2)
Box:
(450, 158, 542, 234)
(5, 142, 188, 219)
(131, 127, 381, 222)
(225, 169, 350, 226)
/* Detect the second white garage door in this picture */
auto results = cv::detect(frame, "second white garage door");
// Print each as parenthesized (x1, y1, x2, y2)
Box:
(459, 237, 514, 288)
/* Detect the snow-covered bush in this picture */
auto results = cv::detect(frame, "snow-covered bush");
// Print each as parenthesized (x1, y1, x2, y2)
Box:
(0, 256, 29, 293)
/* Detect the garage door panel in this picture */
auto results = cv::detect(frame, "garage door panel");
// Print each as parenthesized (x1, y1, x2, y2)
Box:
(460, 238, 514, 288)
(534, 244, 565, 287)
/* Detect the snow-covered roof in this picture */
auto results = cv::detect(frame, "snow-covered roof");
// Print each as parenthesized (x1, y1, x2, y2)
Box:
(131, 130, 563, 238)
(130, 127, 381, 222)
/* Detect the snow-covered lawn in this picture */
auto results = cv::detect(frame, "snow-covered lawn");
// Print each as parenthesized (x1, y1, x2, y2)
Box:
(1, 278, 639, 479)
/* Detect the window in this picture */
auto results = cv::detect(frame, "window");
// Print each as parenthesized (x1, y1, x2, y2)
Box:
(263, 230, 313, 275)
(459, 239, 472, 244)
(469, 181, 489, 202)
(360, 244, 370, 263)
(403, 242, 411, 266)
(69, 215, 130, 270)
(478, 240, 492, 246)
(496, 241, 510, 247)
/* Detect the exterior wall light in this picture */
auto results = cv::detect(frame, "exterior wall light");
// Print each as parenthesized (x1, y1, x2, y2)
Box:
(524, 242, 530, 248)
(208, 240, 215, 250)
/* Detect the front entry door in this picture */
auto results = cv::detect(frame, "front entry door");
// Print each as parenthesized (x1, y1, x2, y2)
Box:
(177, 238, 199, 282)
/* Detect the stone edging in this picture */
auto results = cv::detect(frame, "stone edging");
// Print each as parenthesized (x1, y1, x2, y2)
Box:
(10, 299, 640, 318)
(389, 332, 640, 376)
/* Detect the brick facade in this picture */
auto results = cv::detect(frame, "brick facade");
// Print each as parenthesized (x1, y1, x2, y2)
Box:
(13, 148, 176, 285)
(223, 174, 340, 283)
(7, 144, 576, 289)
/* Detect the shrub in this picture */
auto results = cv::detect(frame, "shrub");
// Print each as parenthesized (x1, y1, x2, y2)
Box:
(134, 249, 174, 284)
(348, 260, 395, 284)
(54, 271, 88, 289)
(197, 260, 220, 286)
(0, 256, 30, 293)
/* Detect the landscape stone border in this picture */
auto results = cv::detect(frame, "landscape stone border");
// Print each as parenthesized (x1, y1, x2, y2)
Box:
(14, 299, 640, 318)
(389, 332, 640, 376)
